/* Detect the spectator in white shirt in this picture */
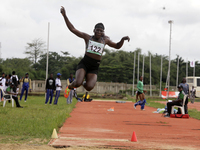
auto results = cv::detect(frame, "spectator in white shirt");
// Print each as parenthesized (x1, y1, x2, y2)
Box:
(54, 73, 62, 105)
(11, 71, 19, 87)
(0, 73, 6, 91)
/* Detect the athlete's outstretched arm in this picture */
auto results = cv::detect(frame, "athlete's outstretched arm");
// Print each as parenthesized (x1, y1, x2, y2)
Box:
(60, 6, 89, 40)
(106, 36, 130, 49)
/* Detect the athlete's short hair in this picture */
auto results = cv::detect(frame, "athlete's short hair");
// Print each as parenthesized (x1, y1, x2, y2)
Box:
(94, 23, 105, 30)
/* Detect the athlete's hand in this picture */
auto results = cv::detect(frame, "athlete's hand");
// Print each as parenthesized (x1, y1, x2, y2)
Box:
(60, 6, 66, 16)
(122, 36, 130, 42)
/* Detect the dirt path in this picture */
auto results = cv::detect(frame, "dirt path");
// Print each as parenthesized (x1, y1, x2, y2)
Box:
(49, 101, 200, 150)
(0, 144, 115, 150)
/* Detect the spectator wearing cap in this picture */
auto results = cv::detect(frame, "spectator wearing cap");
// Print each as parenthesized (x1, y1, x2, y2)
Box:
(6, 83, 23, 108)
(54, 73, 62, 105)
(19, 73, 31, 102)
(165, 85, 185, 117)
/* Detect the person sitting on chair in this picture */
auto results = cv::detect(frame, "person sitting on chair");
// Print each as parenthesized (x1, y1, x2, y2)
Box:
(82, 92, 93, 102)
(6, 83, 23, 108)
(165, 85, 185, 117)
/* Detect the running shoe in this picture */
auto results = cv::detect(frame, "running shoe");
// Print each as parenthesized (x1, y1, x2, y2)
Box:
(133, 104, 136, 109)
(164, 114, 170, 118)
(64, 86, 71, 98)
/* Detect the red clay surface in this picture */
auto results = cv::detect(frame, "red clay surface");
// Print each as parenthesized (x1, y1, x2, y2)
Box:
(50, 100, 200, 150)
(155, 101, 200, 111)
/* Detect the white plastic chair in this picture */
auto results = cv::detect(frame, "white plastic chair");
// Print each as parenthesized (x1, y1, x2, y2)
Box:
(171, 94, 187, 114)
(0, 88, 14, 107)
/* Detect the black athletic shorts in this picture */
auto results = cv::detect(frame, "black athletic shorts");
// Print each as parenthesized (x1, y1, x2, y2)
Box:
(76, 55, 101, 75)
(137, 91, 143, 95)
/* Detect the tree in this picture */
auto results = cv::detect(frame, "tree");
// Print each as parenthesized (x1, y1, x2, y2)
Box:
(24, 38, 46, 64)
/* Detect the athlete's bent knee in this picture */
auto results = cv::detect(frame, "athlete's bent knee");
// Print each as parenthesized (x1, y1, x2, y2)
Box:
(73, 80, 83, 88)
(85, 85, 94, 91)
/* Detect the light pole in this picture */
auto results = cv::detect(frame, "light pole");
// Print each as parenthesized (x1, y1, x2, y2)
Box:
(159, 55, 162, 96)
(46, 22, 50, 80)
(176, 55, 179, 91)
(132, 52, 136, 96)
(142, 55, 145, 80)
(137, 51, 140, 82)
(45, 22, 50, 99)
(149, 52, 152, 97)
(0, 42, 1, 59)
(167, 20, 173, 99)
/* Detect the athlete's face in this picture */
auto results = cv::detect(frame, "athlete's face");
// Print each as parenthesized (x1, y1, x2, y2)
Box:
(94, 28, 104, 39)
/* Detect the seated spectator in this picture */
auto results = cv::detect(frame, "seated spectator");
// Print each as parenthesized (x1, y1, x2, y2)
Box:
(82, 92, 93, 102)
(165, 85, 185, 117)
(74, 89, 82, 102)
(6, 83, 23, 108)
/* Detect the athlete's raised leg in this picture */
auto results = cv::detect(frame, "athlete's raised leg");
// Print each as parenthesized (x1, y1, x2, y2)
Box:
(83, 73, 97, 91)
(69, 68, 86, 89)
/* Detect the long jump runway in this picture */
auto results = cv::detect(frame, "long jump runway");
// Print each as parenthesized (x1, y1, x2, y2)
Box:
(49, 100, 200, 149)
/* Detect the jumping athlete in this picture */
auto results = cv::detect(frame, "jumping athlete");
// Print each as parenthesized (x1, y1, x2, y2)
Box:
(134, 76, 146, 110)
(60, 6, 130, 97)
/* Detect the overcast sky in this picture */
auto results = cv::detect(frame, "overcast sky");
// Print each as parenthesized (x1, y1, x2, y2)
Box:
(0, 0, 200, 62)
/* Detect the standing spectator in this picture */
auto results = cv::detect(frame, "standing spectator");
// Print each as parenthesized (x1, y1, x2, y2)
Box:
(134, 76, 147, 110)
(5, 74, 12, 88)
(66, 73, 75, 104)
(45, 73, 56, 105)
(19, 73, 32, 102)
(0, 73, 6, 101)
(0, 73, 6, 91)
(190, 86, 196, 104)
(179, 78, 189, 114)
(11, 71, 19, 87)
(6, 83, 23, 108)
(54, 73, 62, 105)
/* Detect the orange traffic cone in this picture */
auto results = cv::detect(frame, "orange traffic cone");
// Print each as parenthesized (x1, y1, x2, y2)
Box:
(107, 107, 114, 111)
(131, 131, 137, 142)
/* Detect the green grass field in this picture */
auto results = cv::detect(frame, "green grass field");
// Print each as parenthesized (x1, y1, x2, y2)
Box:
(0, 95, 199, 145)
(0, 96, 77, 144)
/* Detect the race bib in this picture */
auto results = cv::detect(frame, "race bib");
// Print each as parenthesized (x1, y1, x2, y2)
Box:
(86, 40, 104, 56)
